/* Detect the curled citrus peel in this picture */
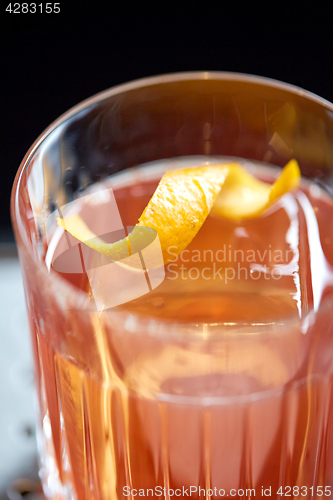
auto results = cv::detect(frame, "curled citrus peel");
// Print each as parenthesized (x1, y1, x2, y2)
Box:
(57, 214, 157, 262)
(57, 159, 300, 266)
(212, 159, 300, 220)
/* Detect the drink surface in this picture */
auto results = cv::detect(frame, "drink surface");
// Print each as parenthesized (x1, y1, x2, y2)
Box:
(37, 157, 333, 499)
(50, 156, 333, 323)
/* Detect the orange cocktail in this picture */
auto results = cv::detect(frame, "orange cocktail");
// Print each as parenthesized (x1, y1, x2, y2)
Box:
(11, 73, 333, 499)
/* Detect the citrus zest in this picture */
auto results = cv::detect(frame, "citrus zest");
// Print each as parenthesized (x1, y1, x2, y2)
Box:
(212, 159, 300, 220)
(57, 160, 300, 265)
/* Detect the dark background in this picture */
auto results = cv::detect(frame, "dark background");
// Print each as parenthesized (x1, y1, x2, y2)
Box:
(1, 2, 332, 240)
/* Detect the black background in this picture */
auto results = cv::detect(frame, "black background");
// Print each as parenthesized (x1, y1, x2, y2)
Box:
(1, 2, 332, 240)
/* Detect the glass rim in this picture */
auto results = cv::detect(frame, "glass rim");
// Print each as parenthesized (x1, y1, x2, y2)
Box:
(11, 71, 333, 339)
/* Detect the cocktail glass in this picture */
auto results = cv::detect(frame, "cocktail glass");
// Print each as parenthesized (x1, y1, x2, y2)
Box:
(11, 73, 333, 499)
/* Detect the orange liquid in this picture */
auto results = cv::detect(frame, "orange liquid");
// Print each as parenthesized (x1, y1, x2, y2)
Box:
(34, 161, 333, 499)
